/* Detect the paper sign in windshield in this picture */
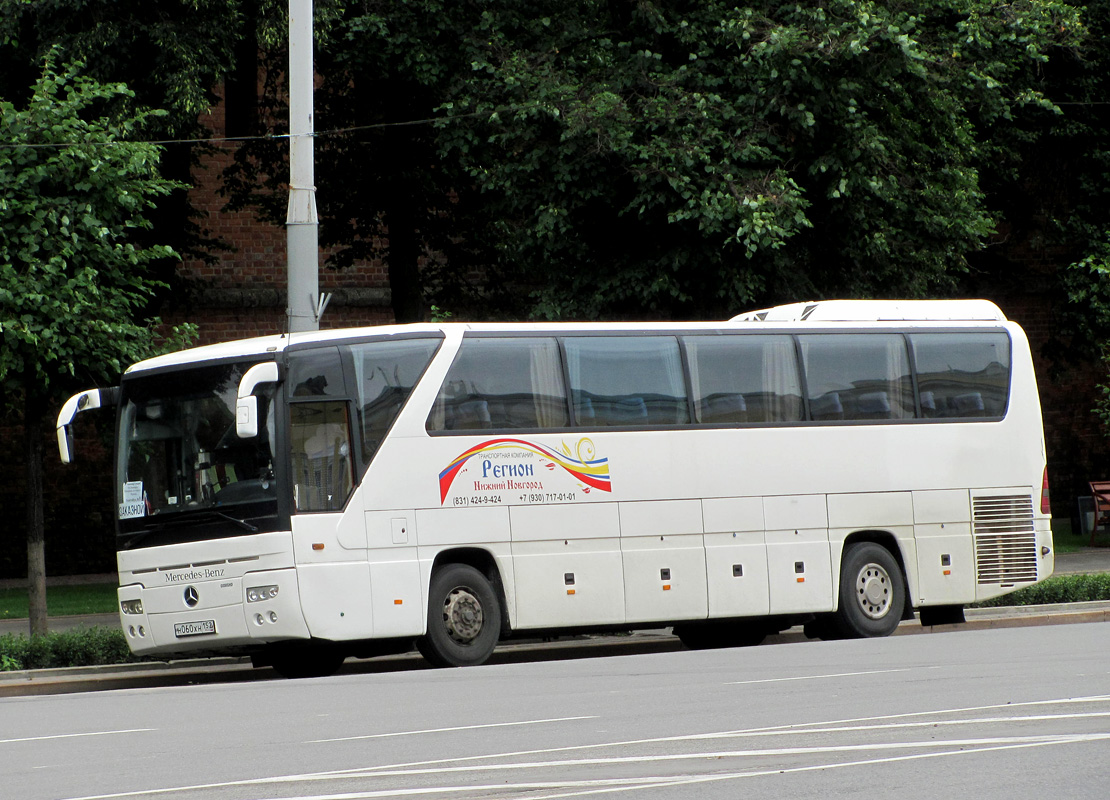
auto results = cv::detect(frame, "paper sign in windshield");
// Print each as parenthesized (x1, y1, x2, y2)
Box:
(119, 481, 146, 519)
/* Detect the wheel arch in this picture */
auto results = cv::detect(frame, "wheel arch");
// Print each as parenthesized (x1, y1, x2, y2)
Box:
(835, 530, 915, 620)
(428, 547, 513, 636)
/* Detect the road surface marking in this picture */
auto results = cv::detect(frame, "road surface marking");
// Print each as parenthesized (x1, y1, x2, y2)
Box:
(0, 728, 154, 745)
(726, 668, 911, 685)
(308, 715, 598, 744)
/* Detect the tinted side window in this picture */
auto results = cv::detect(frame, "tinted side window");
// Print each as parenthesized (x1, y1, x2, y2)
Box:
(911, 333, 1010, 418)
(428, 337, 568, 431)
(800, 334, 914, 421)
(565, 336, 689, 426)
(289, 401, 353, 512)
(287, 347, 354, 512)
(287, 346, 347, 397)
(683, 335, 803, 423)
(348, 339, 440, 460)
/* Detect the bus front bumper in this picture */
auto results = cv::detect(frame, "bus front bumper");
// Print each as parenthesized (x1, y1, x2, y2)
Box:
(118, 568, 311, 655)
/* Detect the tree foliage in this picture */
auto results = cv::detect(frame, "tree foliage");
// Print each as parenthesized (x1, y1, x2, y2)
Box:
(435, 0, 1081, 318)
(0, 52, 194, 634)
(0, 0, 243, 132)
(222, 1, 1084, 321)
(0, 52, 193, 410)
(0, 0, 254, 270)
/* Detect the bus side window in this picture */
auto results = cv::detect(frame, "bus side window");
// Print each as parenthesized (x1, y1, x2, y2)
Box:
(799, 334, 915, 421)
(289, 401, 353, 512)
(683, 334, 803, 424)
(348, 339, 440, 462)
(564, 336, 689, 427)
(910, 333, 1011, 418)
(287, 346, 354, 512)
(427, 338, 568, 431)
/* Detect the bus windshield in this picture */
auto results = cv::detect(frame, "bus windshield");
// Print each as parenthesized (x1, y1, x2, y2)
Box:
(116, 361, 279, 531)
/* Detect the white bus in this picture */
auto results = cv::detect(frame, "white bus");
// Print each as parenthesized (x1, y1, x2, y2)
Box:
(57, 299, 1053, 677)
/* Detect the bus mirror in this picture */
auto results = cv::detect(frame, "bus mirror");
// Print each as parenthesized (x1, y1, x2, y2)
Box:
(56, 388, 119, 464)
(237, 362, 280, 439)
(237, 396, 260, 438)
(57, 423, 75, 465)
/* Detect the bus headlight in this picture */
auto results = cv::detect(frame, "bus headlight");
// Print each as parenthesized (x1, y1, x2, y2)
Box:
(120, 599, 144, 615)
(246, 585, 279, 603)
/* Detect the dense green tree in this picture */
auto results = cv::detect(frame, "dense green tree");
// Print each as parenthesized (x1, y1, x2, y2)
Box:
(0, 54, 193, 634)
(436, 0, 1081, 318)
(0, 0, 252, 272)
(224, 1, 1083, 321)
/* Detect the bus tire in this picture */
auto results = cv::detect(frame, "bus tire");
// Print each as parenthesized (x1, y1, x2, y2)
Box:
(833, 542, 905, 638)
(418, 563, 501, 667)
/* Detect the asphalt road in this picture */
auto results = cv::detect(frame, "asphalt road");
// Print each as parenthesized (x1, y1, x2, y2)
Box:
(2, 622, 1108, 800)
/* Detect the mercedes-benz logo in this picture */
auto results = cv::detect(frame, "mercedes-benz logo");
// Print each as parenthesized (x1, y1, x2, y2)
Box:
(184, 586, 199, 607)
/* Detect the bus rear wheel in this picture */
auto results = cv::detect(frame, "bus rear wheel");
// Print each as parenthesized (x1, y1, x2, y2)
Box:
(832, 542, 905, 638)
(417, 563, 501, 667)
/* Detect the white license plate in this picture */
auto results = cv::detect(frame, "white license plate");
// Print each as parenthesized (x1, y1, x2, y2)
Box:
(174, 620, 216, 638)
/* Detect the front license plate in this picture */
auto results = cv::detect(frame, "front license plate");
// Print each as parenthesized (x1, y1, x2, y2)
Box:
(174, 620, 216, 638)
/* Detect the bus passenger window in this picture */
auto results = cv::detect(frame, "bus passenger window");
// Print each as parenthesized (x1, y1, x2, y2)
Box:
(683, 335, 802, 423)
(348, 339, 440, 461)
(564, 337, 689, 426)
(911, 333, 1010, 418)
(799, 334, 915, 421)
(428, 338, 568, 431)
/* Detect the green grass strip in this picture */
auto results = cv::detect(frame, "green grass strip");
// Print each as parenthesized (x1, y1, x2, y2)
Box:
(0, 584, 118, 621)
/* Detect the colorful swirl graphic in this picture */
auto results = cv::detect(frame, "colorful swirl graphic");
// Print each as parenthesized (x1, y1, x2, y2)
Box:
(438, 437, 611, 503)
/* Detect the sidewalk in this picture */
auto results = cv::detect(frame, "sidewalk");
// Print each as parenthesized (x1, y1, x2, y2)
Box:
(1055, 547, 1110, 575)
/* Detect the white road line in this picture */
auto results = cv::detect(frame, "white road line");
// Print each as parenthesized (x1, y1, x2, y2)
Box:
(279, 733, 1110, 782)
(725, 668, 911, 685)
(734, 693, 1110, 733)
(519, 733, 1110, 800)
(57, 732, 1110, 800)
(300, 696, 1110, 776)
(56, 695, 1110, 800)
(308, 715, 599, 744)
(182, 733, 1110, 800)
(0, 728, 155, 745)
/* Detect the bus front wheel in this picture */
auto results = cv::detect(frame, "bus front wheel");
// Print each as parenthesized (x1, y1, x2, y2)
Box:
(418, 563, 501, 667)
(833, 542, 905, 638)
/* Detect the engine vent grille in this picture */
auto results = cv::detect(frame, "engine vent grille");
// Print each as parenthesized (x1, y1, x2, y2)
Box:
(973, 494, 1037, 586)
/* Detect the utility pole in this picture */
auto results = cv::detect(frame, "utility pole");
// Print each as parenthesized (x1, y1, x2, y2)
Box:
(286, 0, 322, 332)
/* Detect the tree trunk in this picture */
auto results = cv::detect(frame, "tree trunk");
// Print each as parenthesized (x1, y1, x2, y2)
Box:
(25, 396, 48, 637)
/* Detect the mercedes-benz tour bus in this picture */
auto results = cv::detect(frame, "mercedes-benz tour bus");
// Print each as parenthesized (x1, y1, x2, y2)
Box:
(57, 300, 1053, 677)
